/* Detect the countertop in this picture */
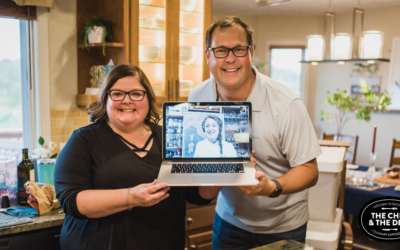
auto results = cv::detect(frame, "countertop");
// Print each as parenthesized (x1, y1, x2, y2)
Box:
(251, 239, 321, 250)
(0, 208, 64, 236)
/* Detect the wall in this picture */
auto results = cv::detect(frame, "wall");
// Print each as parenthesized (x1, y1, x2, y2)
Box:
(46, 0, 91, 147)
(214, 5, 400, 168)
(313, 6, 400, 168)
(48, 0, 78, 109)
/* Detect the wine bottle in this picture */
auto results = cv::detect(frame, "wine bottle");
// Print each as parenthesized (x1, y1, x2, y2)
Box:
(17, 148, 33, 206)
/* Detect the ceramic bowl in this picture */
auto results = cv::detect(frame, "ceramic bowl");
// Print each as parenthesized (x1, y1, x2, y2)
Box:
(139, 45, 160, 62)
(179, 46, 196, 64)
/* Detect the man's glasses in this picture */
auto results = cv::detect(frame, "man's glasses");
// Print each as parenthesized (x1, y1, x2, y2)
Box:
(208, 45, 251, 58)
(107, 90, 147, 101)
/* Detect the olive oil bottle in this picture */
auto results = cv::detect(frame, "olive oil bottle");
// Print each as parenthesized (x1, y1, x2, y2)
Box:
(17, 148, 33, 206)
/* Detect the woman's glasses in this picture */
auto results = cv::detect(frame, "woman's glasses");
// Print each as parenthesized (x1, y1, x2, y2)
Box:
(107, 90, 147, 101)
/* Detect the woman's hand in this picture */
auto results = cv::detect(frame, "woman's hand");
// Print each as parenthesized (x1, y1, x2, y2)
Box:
(129, 180, 170, 207)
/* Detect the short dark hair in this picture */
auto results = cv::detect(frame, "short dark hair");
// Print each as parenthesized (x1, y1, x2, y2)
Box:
(205, 16, 254, 50)
(87, 64, 161, 129)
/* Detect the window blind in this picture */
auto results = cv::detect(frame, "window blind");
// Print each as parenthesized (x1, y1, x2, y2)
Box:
(0, 0, 36, 20)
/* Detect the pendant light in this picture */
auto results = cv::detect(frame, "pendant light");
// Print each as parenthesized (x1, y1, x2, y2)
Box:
(361, 30, 384, 59)
(334, 33, 351, 60)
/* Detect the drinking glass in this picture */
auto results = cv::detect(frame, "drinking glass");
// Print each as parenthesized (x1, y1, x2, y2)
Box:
(366, 152, 377, 181)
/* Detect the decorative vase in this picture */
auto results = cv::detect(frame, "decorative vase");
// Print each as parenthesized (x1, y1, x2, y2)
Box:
(88, 26, 105, 43)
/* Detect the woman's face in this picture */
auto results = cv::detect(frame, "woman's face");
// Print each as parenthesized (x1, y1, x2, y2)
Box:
(205, 118, 219, 143)
(106, 76, 149, 129)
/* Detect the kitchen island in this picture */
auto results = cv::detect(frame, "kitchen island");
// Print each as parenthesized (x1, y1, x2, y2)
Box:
(0, 208, 64, 250)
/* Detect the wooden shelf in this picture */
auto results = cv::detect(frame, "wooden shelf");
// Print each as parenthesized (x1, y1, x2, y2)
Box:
(300, 58, 389, 63)
(78, 42, 124, 48)
(76, 94, 98, 107)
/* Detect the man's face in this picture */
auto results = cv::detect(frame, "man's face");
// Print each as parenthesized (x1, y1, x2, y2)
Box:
(206, 25, 254, 91)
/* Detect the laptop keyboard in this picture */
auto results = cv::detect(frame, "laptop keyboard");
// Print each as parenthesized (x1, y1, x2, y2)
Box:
(171, 163, 244, 173)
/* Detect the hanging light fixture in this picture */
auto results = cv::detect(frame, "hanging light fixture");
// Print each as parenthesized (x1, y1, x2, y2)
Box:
(304, 0, 384, 62)
(256, 0, 290, 7)
(306, 35, 324, 61)
(361, 30, 384, 59)
(334, 33, 352, 60)
(305, 0, 335, 62)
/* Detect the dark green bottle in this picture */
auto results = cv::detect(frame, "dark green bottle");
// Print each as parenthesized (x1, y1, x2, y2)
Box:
(17, 148, 33, 206)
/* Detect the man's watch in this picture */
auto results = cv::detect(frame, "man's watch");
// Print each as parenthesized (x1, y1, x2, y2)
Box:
(268, 179, 282, 198)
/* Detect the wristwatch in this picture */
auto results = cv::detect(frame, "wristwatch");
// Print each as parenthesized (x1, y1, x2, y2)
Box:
(268, 179, 282, 198)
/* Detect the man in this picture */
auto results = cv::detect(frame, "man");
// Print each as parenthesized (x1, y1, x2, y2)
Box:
(188, 16, 322, 249)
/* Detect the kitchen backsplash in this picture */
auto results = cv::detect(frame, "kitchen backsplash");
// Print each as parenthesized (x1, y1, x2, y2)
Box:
(50, 108, 91, 147)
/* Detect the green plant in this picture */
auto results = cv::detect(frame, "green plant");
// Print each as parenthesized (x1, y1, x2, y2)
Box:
(320, 79, 391, 135)
(33, 136, 57, 159)
(352, 63, 379, 77)
(78, 14, 114, 56)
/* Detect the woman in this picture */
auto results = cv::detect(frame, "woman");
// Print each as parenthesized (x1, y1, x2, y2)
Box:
(54, 64, 224, 249)
(194, 115, 237, 158)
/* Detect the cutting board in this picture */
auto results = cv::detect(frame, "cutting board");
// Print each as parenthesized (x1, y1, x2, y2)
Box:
(374, 176, 400, 185)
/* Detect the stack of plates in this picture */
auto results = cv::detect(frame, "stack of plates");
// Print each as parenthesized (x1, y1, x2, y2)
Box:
(139, 0, 153, 4)
(139, 45, 160, 62)
(152, 86, 162, 95)
(139, 17, 149, 28)
(180, 0, 196, 11)
(179, 80, 193, 96)
(180, 27, 198, 34)
(150, 18, 165, 29)
(179, 46, 196, 65)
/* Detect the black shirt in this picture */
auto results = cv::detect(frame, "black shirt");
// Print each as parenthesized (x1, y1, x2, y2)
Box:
(55, 121, 211, 250)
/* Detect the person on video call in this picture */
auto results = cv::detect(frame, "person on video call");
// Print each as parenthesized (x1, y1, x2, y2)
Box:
(193, 115, 237, 158)
(188, 16, 322, 249)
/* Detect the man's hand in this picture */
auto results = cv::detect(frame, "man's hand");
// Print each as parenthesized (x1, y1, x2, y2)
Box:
(238, 171, 275, 196)
(238, 149, 275, 196)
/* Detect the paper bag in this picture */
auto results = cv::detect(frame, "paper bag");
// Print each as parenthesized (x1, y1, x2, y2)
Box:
(24, 182, 60, 215)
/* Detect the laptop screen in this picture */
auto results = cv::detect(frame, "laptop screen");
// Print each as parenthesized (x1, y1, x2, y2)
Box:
(163, 102, 252, 160)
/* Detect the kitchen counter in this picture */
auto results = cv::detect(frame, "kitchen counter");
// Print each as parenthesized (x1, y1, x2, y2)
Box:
(251, 239, 321, 250)
(0, 208, 64, 236)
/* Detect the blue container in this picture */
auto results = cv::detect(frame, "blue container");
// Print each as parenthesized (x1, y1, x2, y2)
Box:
(37, 159, 56, 185)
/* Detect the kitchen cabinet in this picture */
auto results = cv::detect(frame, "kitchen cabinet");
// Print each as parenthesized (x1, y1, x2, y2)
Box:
(135, 0, 212, 104)
(76, 0, 212, 107)
(185, 201, 216, 250)
(0, 226, 62, 250)
(76, 0, 130, 107)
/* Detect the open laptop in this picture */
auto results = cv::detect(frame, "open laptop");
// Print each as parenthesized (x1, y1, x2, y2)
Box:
(157, 102, 258, 186)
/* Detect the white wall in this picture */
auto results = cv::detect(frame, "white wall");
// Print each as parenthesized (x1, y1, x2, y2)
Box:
(213, 5, 400, 168)
(312, 6, 400, 168)
(47, 0, 77, 109)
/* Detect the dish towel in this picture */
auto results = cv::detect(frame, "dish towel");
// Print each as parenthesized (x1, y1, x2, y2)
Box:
(6, 207, 38, 218)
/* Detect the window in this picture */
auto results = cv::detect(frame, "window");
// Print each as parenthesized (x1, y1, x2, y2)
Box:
(0, 12, 36, 156)
(270, 47, 304, 98)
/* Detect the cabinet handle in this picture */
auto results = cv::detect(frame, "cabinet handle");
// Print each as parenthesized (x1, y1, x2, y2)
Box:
(187, 217, 193, 224)
(176, 77, 180, 99)
(191, 244, 197, 249)
(169, 76, 173, 100)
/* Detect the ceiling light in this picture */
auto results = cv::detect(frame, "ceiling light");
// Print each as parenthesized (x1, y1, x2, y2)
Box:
(311, 62, 319, 66)
(256, 0, 290, 7)
(338, 61, 345, 65)
(334, 33, 351, 60)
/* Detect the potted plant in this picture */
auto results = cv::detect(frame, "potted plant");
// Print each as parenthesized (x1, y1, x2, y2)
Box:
(78, 14, 114, 56)
(320, 79, 391, 137)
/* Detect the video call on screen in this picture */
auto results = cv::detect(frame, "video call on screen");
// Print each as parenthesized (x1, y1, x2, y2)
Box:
(165, 105, 250, 159)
